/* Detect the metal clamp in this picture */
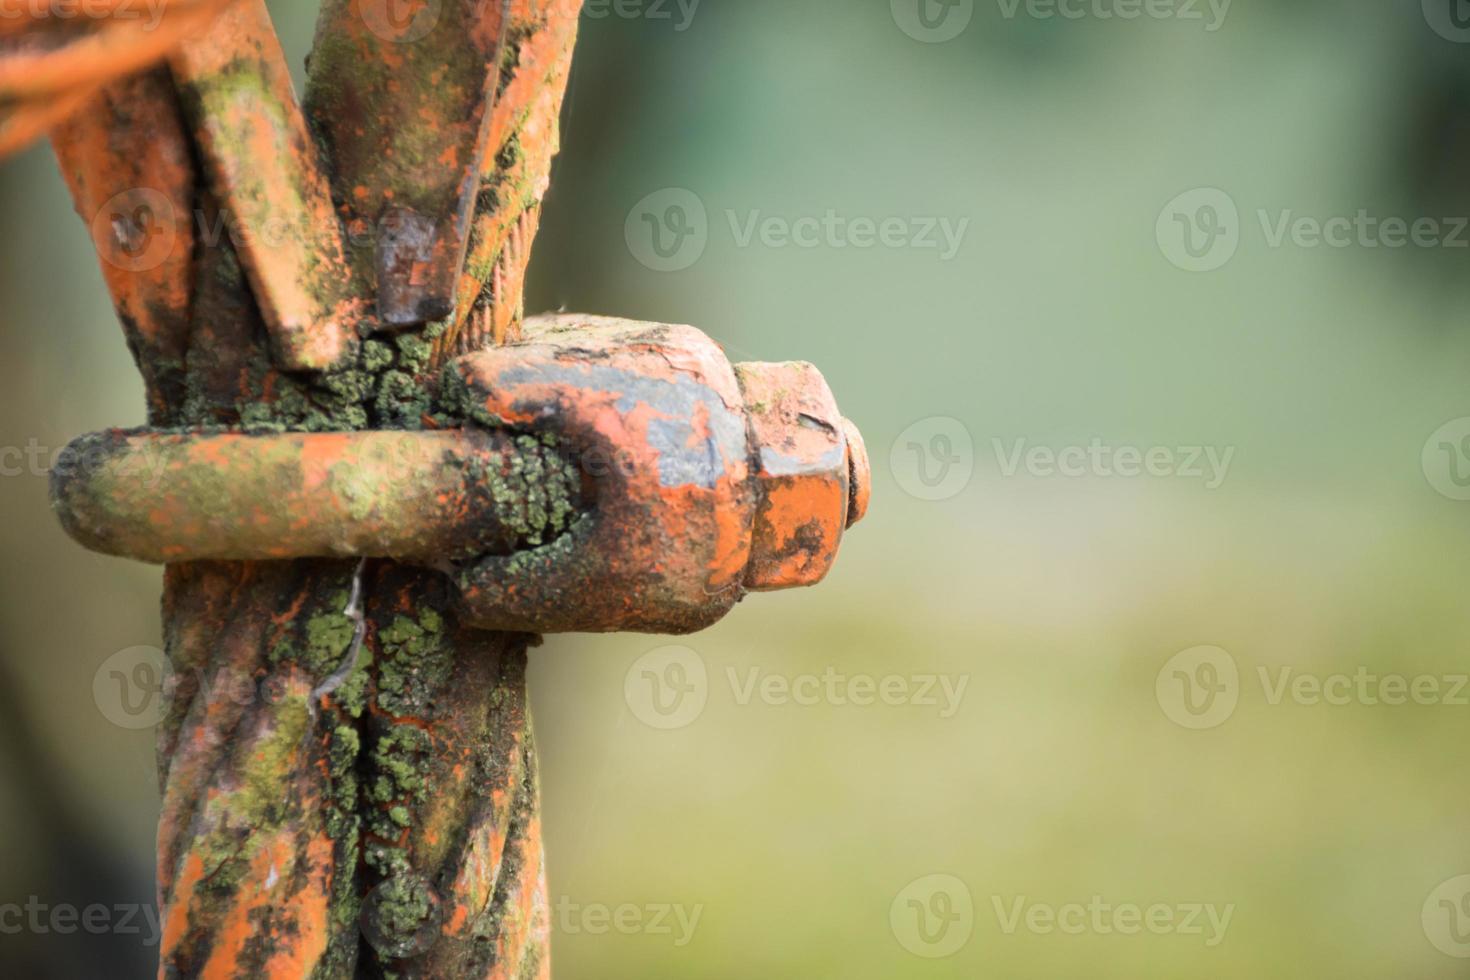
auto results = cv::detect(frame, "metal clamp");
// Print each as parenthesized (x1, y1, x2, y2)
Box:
(51, 315, 870, 634)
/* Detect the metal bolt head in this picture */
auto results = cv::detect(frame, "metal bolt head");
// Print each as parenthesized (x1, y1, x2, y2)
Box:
(735, 361, 865, 591)
(842, 417, 870, 529)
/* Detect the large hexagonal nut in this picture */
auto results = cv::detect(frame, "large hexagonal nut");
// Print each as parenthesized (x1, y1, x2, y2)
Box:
(734, 361, 869, 591)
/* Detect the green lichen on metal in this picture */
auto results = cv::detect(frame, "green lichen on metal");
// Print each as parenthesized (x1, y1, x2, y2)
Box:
(325, 725, 360, 841)
(363, 871, 440, 964)
(375, 609, 450, 719)
(186, 688, 313, 896)
(203, 317, 446, 435)
(365, 729, 431, 880)
(444, 436, 581, 559)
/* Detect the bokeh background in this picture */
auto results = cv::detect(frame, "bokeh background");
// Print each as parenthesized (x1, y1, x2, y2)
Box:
(6, 0, 1470, 976)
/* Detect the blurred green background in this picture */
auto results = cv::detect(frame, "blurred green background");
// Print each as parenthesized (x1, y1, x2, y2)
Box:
(6, 0, 1470, 976)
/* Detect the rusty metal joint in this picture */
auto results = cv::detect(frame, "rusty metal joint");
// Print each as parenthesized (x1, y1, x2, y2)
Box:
(50, 315, 870, 635)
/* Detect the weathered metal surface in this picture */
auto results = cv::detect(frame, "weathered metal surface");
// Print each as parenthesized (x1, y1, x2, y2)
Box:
(34, 0, 583, 971)
(0, 0, 239, 156)
(52, 315, 871, 634)
(305, 0, 505, 328)
(30, 0, 869, 973)
(52, 428, 582, 564)
(443, 3, 580, 356)
(447, 315, 870, 631)
(51, 68, 196, 424)
(842, 417, 872, 528)
(172, 0, 356, 371)
(450, 314, 758, 634)
(735, 360, 853, 591)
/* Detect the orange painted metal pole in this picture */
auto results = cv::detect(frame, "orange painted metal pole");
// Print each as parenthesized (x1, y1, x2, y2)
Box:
(52, 428, 581, 564)
(0, 0, 239, 156)
(304, 0, 514, 328)
(171, 0, 358, 370)
(35, 2, 590, 975)
(51, 68, 196, 423)
(309, 7, 585, 974)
